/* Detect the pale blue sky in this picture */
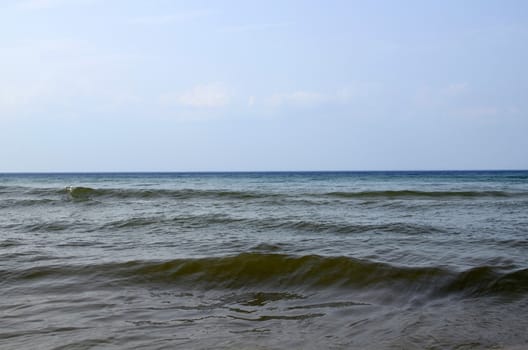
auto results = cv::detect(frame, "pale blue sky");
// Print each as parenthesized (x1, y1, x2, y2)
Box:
(1, 0, 527, 171)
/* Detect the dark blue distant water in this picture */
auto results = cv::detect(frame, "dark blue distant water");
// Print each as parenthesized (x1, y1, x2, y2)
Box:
(1, 171, 528, 349)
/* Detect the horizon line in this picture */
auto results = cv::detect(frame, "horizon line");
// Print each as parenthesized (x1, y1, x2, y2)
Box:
(1, 169, 527, 175)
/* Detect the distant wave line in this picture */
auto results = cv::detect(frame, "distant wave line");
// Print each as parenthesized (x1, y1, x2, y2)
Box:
(326, 190, 516, 198)
(59, 187, 528, 200)
(1, 185, 526, 202)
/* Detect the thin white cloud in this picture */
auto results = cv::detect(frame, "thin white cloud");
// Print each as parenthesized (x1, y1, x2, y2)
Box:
(453, 106, 499, 118)
(16, 0, 64, 10)
(443, 83, 469, 97)
(335, 83, 381, 102)
(414, 82, 470, 108)
(222, 22, 290, 33)
(15, 0, 93, 10)
(270, 91, 328, 107)
(161, 83, 231, 108)
(412, 83, 507, 121)
(268, 84, 378, 108)
(0, 39, 138, 118)
(129, 10, 213, 25)
(0, 82, 50, 112)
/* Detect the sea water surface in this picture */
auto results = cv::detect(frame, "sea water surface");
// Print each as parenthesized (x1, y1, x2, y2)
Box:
(1, 171, 528, 349)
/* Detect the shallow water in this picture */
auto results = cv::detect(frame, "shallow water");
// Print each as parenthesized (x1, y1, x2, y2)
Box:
(1, 171, 527, 349)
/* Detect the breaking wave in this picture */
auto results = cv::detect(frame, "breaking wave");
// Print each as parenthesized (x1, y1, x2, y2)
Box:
(3, 253, 527, 298)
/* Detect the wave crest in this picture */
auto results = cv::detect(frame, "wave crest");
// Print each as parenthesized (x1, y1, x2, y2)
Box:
(5, 253, 527, 298)
(326, 190, 515, 199)
(63, 186, 274, 201)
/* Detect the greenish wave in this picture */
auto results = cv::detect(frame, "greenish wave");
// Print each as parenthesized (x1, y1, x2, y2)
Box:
(3, 253, 527, 298)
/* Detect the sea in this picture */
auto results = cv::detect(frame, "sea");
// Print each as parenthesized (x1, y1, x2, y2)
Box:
(1, 171, 527, 349)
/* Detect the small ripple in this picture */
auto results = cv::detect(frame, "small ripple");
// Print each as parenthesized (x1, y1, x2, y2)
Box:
(286, 301, 370, 310)
(229, 313, 325, 321)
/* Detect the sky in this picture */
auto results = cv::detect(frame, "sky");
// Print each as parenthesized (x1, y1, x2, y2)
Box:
(1, 0, 527, 171)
